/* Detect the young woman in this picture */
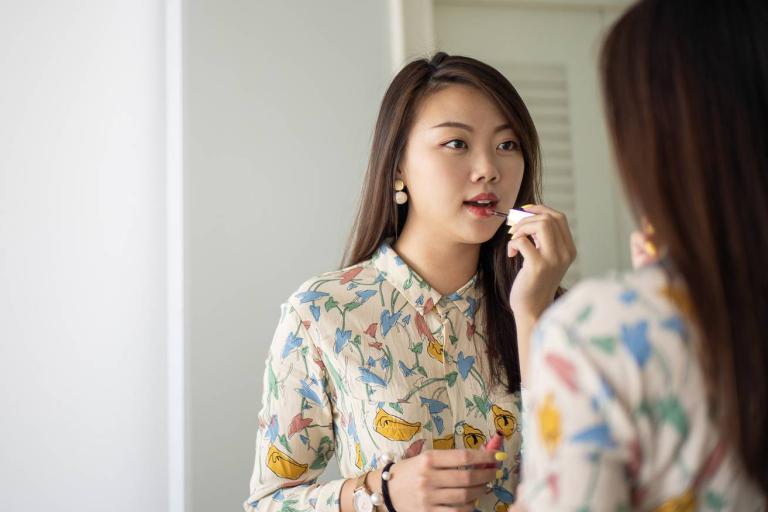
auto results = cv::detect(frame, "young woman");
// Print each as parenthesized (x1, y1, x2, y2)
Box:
(513, 0, 768, 510)
(245, 53, 575, 512)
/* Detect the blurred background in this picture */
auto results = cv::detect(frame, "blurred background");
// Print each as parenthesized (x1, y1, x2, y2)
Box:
(0, 0, 631, 510)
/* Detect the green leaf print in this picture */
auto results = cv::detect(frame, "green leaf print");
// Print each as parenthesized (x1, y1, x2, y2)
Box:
(705, 490, 727, 511)
(445, 371, 458, 387)
(319, 436, 333, 449)
(635, 399, 652, 418)
(577, 305, 593, 323)
(590, 336, 616, 354)
(411, 342, 423, 354)
(352, 334, 361, 346)
(389, 402, 403, 414)
(473, 395, 490, 417)
(344, 301, 361, 312)
(279, 434, 291, 453)
(449, 335, 458, 345)
(278, 502, 302, 512)
(424, 420, 433, 432)
(268, 365, 279, 400)
(326, 360, 348, 394)
(404, 275, 413, 290)
(324, 297, 338, 312)
(309, 453, 328, 470)
(655, 396, 689, 437)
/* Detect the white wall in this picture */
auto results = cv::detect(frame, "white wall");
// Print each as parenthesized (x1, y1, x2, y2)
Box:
(0, 2, 170, 511)
(183, 1, 392, 509)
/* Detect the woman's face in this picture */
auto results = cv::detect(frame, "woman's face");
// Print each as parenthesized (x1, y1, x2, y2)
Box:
(399, 84, 525, 245)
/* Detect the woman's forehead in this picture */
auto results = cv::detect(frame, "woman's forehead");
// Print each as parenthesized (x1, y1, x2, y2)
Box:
(413, 84, 510, 131)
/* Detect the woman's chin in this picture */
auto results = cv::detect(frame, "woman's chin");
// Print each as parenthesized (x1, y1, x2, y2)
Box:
(455, 226, 501, 246)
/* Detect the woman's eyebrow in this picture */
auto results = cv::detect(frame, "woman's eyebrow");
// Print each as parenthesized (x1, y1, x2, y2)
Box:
(431, 121, 514, 134)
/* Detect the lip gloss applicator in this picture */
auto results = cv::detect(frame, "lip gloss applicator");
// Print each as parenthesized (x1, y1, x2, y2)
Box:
(493, 208, 535, 226)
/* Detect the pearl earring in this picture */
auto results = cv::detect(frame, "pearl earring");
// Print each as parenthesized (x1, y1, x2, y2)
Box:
(394, 179, 408, 205)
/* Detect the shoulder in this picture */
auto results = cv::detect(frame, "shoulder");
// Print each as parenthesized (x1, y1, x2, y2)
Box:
(532, 264, 695, 399)
(283, 258, 381, 318)
(539, 264, 682, 338)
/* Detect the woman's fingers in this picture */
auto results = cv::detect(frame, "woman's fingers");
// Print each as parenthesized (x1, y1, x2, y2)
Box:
(534, 204, 577, 259)
(630, 229, 658, 269)
(509, 218, 566, 263)
(508, 231, 539, 262)
(428, 483, 489, 506)
(414, 450, 498, 509)
(429, 467, 497, 488)
(514, 204, 576, 262)
(423, 448, 497, 469)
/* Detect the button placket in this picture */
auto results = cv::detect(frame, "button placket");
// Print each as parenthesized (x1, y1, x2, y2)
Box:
(438, 305, 461, 448)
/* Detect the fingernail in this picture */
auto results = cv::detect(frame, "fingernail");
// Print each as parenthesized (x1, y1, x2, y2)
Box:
(475, 499, 480, 507)
(496, 469, 504, 479)
(494, 452, 507, 461)
(508, 226, 516, 234)
(521, 204, 535, 210)
(644, 241, 657, 256)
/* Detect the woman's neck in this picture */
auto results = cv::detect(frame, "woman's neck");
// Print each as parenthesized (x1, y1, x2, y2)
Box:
(393, 223, 480, 296)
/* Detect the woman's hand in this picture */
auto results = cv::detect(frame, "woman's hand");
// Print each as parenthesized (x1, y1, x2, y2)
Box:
(507, 204, 576, 384)
(630, 217, 659, 269)
(507, 204, 576, 318)
(385, 448, 500, 512)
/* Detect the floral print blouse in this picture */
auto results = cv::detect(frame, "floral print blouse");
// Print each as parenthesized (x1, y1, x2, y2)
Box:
(245, 242, 523, 511)
(520, 264, 766, 511)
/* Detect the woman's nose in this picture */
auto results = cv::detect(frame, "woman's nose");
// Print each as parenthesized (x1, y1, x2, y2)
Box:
(471, 153, 501, 183)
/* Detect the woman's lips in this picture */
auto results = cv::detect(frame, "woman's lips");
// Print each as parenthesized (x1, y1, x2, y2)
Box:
(463, 202, 497, 218)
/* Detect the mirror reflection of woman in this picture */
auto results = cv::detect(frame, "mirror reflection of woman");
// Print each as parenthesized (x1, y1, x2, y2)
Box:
(510, 0, 768, 510)
(244, 53, 575, 512)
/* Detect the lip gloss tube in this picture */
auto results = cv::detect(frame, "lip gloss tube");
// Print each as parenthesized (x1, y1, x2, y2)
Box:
(505, 208, 535, 226)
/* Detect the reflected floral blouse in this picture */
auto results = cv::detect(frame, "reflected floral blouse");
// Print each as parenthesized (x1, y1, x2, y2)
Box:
(245, 242, 523, 511)
(520, 264, 766, 511)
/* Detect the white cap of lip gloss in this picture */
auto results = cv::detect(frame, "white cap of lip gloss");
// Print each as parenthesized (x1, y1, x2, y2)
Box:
(507, 208, 535, 226)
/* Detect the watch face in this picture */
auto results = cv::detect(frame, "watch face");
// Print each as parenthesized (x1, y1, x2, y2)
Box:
(353, 490, 374, 512)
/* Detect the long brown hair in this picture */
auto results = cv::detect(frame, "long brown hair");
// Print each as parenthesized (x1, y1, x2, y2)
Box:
(601, 0, 768, 491)
(342, 52, 542, 393)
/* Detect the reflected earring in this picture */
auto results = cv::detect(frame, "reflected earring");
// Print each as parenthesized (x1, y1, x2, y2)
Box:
(394, 179, 408, 205)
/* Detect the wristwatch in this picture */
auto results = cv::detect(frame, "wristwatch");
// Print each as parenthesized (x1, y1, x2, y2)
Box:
(352, 472, 383, 512)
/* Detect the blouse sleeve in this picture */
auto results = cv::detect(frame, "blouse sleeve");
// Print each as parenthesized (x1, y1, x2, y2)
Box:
(519, 311, 638, 511)
(244, 302, 346, 511)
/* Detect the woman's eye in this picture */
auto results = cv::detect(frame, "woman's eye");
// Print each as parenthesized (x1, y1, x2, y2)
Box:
(444, 139, 467, 150)
(498, 140, 520, 151)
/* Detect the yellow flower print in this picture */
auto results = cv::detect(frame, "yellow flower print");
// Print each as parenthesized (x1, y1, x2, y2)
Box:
(660, 284, 694, 318)
(427, 338, 445, 363)
(355, 442, 363, 469)
(538, 393, 562, 456)
(433, 434, 455, 450)
(461, 423, 487, 449)
(374, 408, 421, 441)
(653, 489, 697, 512)
(266, 444, 308, 480)
(492, 404, 517, 438)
